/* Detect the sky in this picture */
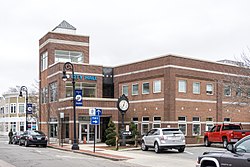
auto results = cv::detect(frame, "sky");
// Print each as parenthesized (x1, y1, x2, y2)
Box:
(1, 0, 250, 96)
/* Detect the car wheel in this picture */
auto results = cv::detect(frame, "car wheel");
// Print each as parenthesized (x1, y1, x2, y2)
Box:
(141, 141, 148, 151)
(24, 140, 29, 147)
(43, 144, 47, 148)
(204, 137, 211, 147)
(154, 142, 161, 153)
(223, 138, 228, 148)
(178, 147, 185, 153)
(19, 140, 22, 146)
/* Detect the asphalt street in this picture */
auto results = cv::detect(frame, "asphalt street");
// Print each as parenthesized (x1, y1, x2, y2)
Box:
(0, 135, 225, 167)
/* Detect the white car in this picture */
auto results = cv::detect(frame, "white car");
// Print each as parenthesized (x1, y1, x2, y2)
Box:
(141, 128, 186, 153)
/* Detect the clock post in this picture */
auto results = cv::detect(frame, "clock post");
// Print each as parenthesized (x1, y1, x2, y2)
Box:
(117, 94, 129, 146)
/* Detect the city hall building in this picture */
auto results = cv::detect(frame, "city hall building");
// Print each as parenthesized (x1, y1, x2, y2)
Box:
(39, 21, 250, 144)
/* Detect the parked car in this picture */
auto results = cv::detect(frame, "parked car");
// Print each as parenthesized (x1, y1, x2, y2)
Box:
(204, 123, 250, 148)
(196, 135, 250, 167)
(19, 130, 48, 147)
(141, 128, 186, 153)
(12, 131, 24, 144)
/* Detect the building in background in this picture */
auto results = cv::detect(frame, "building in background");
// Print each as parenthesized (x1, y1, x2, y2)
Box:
(39, 21, 250, 144)
(0, 89, 38, 135)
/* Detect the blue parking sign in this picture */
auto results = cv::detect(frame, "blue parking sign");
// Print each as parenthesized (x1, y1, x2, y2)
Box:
(91, 116, 100, 125)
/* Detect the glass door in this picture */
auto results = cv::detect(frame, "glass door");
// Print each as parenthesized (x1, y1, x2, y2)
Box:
(79, 123, 100, 143)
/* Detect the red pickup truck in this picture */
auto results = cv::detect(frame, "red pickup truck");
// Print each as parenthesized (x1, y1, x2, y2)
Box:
(204, 124, 250, 148)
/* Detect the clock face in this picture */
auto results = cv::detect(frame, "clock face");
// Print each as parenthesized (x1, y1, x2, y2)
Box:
(119, 100, 129, 111)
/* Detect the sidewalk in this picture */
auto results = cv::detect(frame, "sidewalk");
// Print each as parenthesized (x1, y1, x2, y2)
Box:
(48, 142, 203, 161)
(48, 143, 135, 161)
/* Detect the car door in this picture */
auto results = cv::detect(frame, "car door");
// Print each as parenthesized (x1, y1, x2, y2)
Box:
(144, 129, 156, 147)
(221, 137, 250, 167)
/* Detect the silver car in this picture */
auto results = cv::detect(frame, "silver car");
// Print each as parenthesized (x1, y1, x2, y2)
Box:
(141, 128, 186, 153)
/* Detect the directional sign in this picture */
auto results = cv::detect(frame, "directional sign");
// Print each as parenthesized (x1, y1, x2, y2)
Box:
(95, 108, 102, 116)
(90, 116, 100, 125)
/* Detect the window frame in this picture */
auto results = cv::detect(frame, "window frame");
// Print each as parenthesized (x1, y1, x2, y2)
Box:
(178, 80, 187, 93)
(206, 83, 214, 95)
(132, 83, 139, 95)
(153, 80, 161, 93)
(142, 82, 150, 94)
(40, 51, 48, 71)
(122, 85, 129, 96)
(224, 85, 231, 96)
(193, 82, 200, 94)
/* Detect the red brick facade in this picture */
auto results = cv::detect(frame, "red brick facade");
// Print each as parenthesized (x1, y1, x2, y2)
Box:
(39, 29, 250, 144)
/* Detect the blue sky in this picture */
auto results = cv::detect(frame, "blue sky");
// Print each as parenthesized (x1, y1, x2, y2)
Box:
(1, 0, 250, 95)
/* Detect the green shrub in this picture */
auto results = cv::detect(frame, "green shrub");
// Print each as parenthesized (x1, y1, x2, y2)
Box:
(105, 120, 117, 146)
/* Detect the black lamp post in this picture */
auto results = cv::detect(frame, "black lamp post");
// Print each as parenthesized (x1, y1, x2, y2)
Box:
(62, 62, 79, 150)
(19, 86, 28, 131)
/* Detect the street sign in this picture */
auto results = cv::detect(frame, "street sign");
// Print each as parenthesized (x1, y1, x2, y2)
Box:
(90, 116, 100, 125)
(27, 103, 32, 114)
(75, 90, 83, 106)
(95, 108, 102, 116)
(89, 108, 95, 116)
(122, 131, 132, 136)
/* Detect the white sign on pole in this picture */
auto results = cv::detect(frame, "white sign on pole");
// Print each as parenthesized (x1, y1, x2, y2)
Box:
(89, 108, 96, 116)
(60, 112, 64, 119)
(126, 125, 129, 131)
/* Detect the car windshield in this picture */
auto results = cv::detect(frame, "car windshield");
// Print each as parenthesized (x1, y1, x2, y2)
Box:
(30, 131, 45, 136)
(162, 129, 182, 135)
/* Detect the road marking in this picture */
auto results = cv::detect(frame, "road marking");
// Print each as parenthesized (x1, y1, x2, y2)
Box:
(184, 151, 194, 155)
(0, 160, 15, 167)
(56, 155, 79, 159)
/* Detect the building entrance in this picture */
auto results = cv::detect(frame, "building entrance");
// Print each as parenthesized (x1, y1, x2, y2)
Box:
(79, 123, 100, 143)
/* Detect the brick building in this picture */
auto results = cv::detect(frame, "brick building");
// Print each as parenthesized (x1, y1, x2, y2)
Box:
(39, 21, 250, 144)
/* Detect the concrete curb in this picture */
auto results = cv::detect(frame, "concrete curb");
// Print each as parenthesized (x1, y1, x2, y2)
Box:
(48, 144, 131, 161)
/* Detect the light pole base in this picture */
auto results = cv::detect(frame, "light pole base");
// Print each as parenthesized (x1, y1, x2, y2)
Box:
(71, 143, 79, 150)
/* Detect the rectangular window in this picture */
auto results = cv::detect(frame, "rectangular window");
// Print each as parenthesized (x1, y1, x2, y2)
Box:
(178, 80, 187, 93)
(55, 50, 83, 63)
(153, 80, 161, 93)
(66, 82, 96, 98)
(193, 82, 200, 94)
(206, 124, 214, 131)
(178, 124, 187, 135)
(10, 104, 16, 114)
(142, 82, 150, 94)
(192, 124, 201, 136)
(206, 84, 213, 95)
(122, 85, 128, 96)
(236, 87, 242, 97)
(49, 82, 57, 102)
(142, 116, 149, 122)
(5, 122, 8, 132)
(206, 117, 213, 122)
(50, 124, 58, 138)
(224, 85, 231, 96)
(153, 116, 161, 128)
(178, 116, 186, 121)
(40, 51, 48, 71)
(132, 117, 138, 122)
(19, 104, 24, 113)
(132, 84, 139, 95)
(153, 124, 161, 128)
(20, 122, 24, 132)
(224, 118, 231, 122)
(141, 124, 149, 135)
(11, 122, 16, 132)
(193, 117, 200, 122)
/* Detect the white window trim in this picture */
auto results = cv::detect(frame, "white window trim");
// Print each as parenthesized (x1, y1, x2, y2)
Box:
(192, 123, 201, 136)
(206, 83, 214, 95)
(18, 103, 25, 114)
(178, 80, 187, 93)
(153, 80, 161, 93)
(122, 85, 128, 96)
(178, 123, 187, 136)
(142, 82, 150, 94)
(205, 123, 214, 131)
(10, 103, 16, 114)
(141, 123, 149, 135)
(193, 82, 200, 94)
(223, 118, 231, 123)
(132, 83, 139, 96)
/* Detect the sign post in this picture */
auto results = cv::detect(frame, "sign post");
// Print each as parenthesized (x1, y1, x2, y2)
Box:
(90, 111, 101, 153)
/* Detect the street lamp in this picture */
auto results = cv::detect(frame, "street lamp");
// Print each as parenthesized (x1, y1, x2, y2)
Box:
(19, 86, 28, 131)
(62, 62, 79, 150)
